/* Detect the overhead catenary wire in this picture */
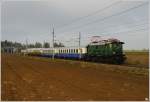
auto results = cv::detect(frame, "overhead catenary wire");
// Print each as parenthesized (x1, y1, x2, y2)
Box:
(57, 27, 148, 46)
(56, 20, 148, 40)
(58, 27, 148, 47)
(87, 22, 148, 34)
(58, 2, 147, 34)
(56, 1, 121, 29)
(78, 18, 148, 32)
(83, 27, 148, 39)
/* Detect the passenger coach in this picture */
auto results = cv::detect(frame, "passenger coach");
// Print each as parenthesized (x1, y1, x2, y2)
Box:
(22, 47, 87, 59)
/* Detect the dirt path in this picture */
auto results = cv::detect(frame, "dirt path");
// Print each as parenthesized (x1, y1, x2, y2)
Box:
(1, 54, 149, 101)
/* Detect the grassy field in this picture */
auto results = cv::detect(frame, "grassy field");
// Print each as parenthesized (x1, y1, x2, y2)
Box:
(124, 51, 149, 68)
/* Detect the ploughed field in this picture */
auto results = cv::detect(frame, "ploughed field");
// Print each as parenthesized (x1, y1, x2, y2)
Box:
(1, 54, 149, 101)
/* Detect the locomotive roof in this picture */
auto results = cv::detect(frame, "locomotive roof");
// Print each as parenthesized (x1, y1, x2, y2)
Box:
(89, 40, 124, 46)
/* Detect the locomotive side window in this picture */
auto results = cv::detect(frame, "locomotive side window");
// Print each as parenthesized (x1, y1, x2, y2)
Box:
(109, 44, 112, 48)
(95, 45, 98, 49)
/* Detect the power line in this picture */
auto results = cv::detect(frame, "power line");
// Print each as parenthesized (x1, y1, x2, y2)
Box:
(82, 17, 148, 30)
(59, 27, 148, 47)
(89, 27, 148, 37)
(56, 20, 148, 40)
(80, 28, 148, 46)
(58, 25, 148, 46)
(92, 22, 148, 33)
(58, 2, 147, 34)
(56, 1, 121, 29)
(52, 26, 55, 59)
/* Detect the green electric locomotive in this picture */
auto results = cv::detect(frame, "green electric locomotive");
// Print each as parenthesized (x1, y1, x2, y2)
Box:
(84, 38, 126, 64)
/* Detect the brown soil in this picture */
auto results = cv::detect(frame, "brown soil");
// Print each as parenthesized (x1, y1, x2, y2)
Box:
(1, 54, 149, 101)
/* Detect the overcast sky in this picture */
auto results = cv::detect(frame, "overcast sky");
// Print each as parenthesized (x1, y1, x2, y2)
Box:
(1, 0, 149, 50)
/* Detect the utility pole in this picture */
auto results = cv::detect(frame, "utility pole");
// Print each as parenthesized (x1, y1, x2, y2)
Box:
(79, 32, 81, 59)
(25, 38, 28, 56)
(52, 26, 55, 59)
(79, 32, 81, 47)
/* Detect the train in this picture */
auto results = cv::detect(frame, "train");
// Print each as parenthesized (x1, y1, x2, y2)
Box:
(21, 38, 126, 64)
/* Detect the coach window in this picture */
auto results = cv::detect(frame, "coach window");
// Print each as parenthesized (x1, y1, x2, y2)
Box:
(76, 49, 78, 53)
(72, 49, 74, 53)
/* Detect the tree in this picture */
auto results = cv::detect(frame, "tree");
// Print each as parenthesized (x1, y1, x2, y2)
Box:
(54, 42, 65, 47)
(43, 42, 50, 48)
(35, 42, 42, 48)
(28, 44, 35, 48)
